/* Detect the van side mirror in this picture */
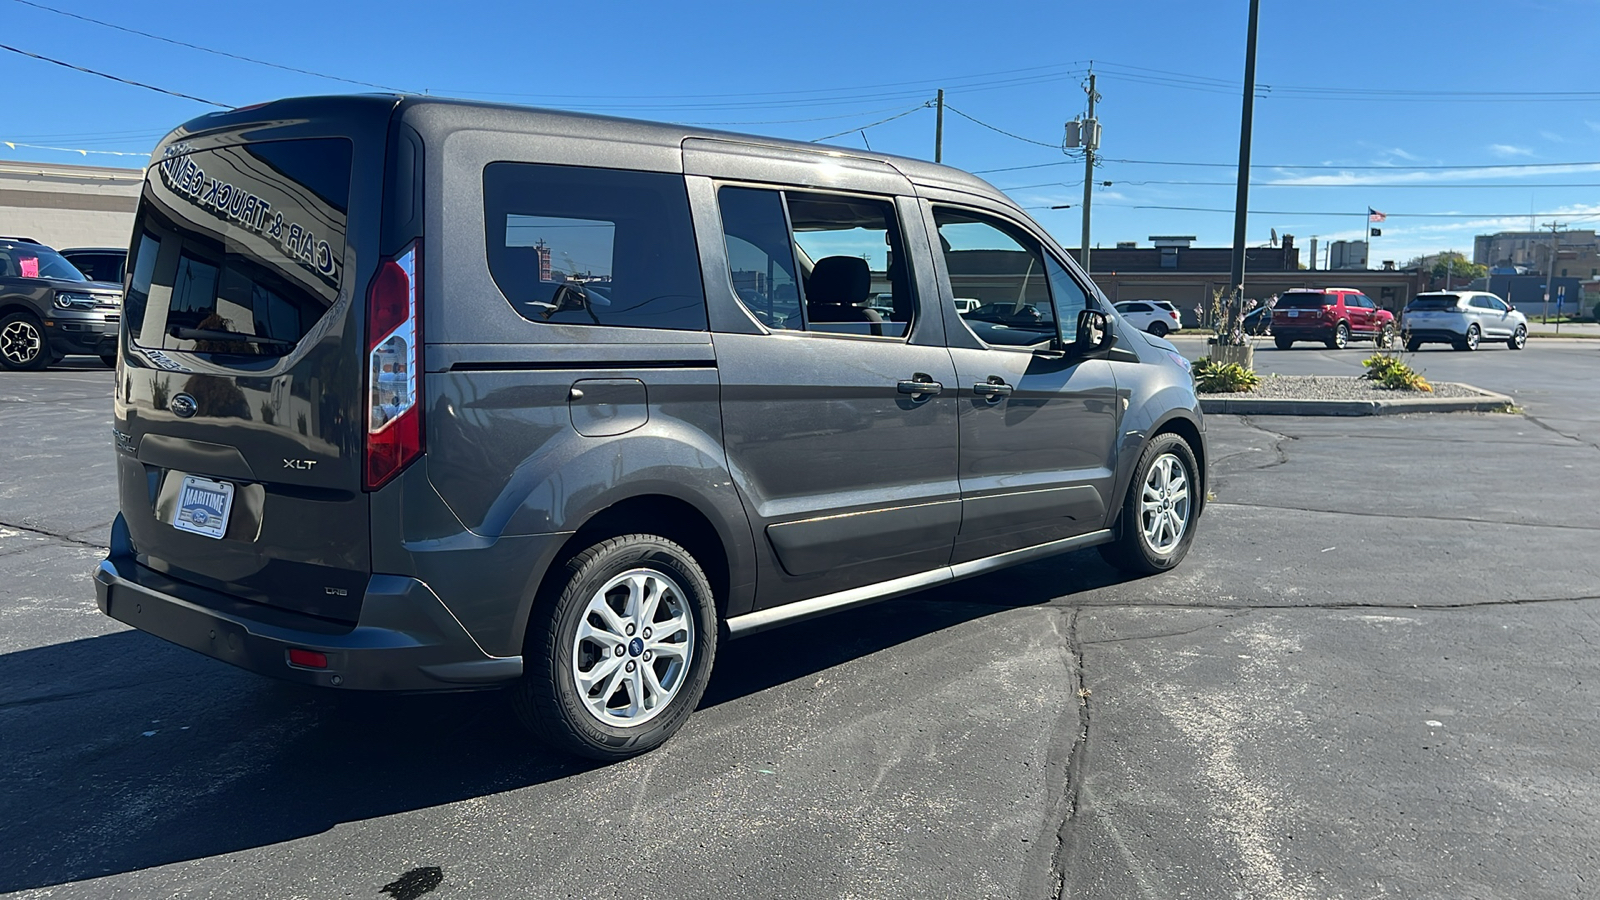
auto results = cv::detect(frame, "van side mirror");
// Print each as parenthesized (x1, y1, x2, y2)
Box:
(1073, 309, 1112, 354)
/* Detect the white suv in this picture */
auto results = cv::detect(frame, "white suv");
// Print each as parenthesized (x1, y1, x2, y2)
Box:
(1115, 300, 1182, 337)
(1402, 291, 1527, 351)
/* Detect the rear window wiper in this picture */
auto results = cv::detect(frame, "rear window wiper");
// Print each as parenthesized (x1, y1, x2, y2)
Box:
(169, 327, 295, 349)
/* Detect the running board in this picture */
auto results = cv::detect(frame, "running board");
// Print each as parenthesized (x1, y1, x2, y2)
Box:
(724, 529, 1113, 637)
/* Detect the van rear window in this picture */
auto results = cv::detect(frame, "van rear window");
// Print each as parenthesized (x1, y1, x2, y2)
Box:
(124, 138, 353, 357)
(483, 163, 707, 331)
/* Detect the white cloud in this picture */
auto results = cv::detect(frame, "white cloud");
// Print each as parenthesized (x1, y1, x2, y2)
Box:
(1488, 144, 1534, 158)
(1586, 120, 1600, 133)
(1266, 162, 1600, 187)
(1539, 130, 1566, 144)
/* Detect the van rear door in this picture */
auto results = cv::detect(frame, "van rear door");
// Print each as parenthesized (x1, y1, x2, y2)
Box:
(114, 97, 398, 623)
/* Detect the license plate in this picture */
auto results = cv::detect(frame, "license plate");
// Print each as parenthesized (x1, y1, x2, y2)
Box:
(1286, 310, 1299, 317)
(172, 475, 234, 539)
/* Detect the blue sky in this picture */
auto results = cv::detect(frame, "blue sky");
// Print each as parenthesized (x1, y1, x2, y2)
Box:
(4, 0, 1599, 265)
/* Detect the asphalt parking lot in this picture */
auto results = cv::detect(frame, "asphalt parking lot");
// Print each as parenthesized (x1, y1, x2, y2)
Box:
(3, 345, 1599, 900)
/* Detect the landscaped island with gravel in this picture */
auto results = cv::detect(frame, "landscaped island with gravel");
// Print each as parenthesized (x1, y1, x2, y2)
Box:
(1202, 374, 1485, 401)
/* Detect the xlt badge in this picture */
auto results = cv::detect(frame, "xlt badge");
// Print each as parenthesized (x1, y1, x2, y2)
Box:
(283, 459, 317, 470)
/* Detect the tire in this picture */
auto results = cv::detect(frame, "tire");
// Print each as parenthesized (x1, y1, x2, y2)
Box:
(1274, 335, 1293, 350)
(1326, 321, 1350, 350)
(1099, 433, 1201, 576)
(0, 312, 53, 371)
(1405, 338, 1422, 352)
(1376, 322, 1395, 349)
(1148, 322, 1169, 338)
(512, 533, 717, 761)
(1455, 324, 1480, 352)
(1508, 324, 1527, 350)
(100, 352, 118, 368)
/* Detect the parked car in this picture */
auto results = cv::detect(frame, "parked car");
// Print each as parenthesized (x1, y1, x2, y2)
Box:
(1241, 305, 1271, 335)
(95, 95, 1207, 761)
(1271, 288, 1395, 350)
(0, 239, 123, 370)
(1401, 291, 1527, 351)
(1115, 300, 1182, 337)
(61, 247, 129, 285)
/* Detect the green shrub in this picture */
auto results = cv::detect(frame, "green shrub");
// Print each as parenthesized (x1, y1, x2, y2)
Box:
(1362, 353, 1432, 392)
(1193, 357, 1262, 393)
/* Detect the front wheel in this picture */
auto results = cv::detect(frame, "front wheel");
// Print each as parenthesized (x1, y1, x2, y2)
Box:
(0, 312, 53, 371)
(1148, 322, 1169, 338)
(1099, 433, 1201, 576)
(1327, 321, 1350, 350)
(1508, 324, 1527, 350)
(100, 352, 118, 368)
(513, 534, 717, 761)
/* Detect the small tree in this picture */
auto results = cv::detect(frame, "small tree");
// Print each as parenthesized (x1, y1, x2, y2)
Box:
(1430, 251, 1487, 285)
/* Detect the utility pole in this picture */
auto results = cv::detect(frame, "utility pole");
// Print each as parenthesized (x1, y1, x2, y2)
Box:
(1227, 0, 1262, 327)
(934, 89, 944, 164)
(1080, 72, 1098, 274)
(1541, 220, 1563, 324)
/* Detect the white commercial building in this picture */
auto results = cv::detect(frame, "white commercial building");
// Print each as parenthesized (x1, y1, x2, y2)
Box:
(0, 159, 143, 249)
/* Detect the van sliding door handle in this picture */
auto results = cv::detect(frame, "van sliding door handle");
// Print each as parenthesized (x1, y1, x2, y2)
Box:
(897, 378, 944, 396)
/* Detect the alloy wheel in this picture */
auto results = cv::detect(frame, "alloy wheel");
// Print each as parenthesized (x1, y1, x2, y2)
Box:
(1139, 453, 1191, 555)
(570, 567, 694, 728)
(1, 319, 44, 367)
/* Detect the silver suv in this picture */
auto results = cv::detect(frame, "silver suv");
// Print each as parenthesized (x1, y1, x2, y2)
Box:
(1402, 291, 1527, 351)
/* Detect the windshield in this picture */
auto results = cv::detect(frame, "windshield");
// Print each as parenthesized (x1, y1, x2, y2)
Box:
(1276, 293, 1328, 309)
(0, 243, 88, 282)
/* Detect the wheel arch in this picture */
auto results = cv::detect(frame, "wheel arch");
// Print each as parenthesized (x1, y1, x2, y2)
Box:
(523, 492, 743, 655)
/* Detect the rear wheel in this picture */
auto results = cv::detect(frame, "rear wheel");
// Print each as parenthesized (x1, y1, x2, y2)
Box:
(512, 533, 717, 761)
(1274, 335, 1293, 350)
(99, 353, 118, 368)
(1326, 321, 1350, 350)
(1376, 322, 1396, 349)
(1405, 338, 1422, 352)
(1148, 321, 1169, 338)
(1508, 324, 1527, 350)
(1455, 324, 1480, 351)
(1099, 433, 1201, 576)
(0, 312, 53, 371)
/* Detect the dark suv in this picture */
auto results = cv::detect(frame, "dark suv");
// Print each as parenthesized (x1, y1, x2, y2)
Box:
(95, 96, 1207, 760)
(1271, 288, 1395, 350)
(0, 239, 123, 369)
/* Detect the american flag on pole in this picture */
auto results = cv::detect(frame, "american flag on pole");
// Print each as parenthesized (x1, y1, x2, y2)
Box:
(1368, 208, 1387, 223)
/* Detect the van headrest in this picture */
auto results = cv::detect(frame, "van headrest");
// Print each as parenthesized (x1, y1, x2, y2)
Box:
(809, 256, 870, 305)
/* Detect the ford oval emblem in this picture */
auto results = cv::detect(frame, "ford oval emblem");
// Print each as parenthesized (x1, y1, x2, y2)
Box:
(169, 393, 198, 418)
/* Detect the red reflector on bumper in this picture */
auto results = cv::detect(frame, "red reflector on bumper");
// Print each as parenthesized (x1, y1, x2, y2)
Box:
(288, 648, 328, 669)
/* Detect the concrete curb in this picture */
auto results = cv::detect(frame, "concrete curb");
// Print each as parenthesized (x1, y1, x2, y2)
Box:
(1200, 382, 1513, 417)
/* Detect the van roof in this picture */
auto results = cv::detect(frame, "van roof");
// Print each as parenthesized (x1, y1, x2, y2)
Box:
(156, 94, 1013, 207)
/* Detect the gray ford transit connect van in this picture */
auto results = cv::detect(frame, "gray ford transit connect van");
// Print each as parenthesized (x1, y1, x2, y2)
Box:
(96, 96, 1206, 760)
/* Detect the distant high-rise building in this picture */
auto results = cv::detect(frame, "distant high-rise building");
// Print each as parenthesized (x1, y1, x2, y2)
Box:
(1474, 229, 1598, 274)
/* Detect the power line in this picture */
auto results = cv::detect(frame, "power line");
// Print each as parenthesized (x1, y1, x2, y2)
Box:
(1099, 204, 1600, 219)
(0, 139, 145, 157)
(942, 105, 1061, 148)
(1099, 180, 1600, 189)
(980, 157, 1600, 173)
(810, 104, 930, 142)
(0, 43, 229, 108)
(7, 0, 406, 91)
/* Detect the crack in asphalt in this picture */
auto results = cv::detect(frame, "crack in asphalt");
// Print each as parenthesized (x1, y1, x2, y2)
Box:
(1021, 608, 1091, 900)
(1519, 409, 1600, 455)
(0, 519, 109, 551)
(1072, 594, 1600, 613)
(1079, 614, 1243, 646)
(1209, 499, 1600, 533)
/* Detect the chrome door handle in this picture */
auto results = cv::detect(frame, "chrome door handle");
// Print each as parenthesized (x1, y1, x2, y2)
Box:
(897, 377, 944, 396)
(972, 380, 1013, 399)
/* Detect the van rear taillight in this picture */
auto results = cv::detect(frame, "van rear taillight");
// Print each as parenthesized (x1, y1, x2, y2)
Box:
(364, 241, 422, 491)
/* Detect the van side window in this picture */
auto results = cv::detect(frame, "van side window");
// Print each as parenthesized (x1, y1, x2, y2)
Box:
(716, 186, 914, 339)
(484, 163, 707, 331)
(934, 208, 1058, 347)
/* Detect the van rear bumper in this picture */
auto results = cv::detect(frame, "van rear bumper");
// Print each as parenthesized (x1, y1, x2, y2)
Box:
(95, 518, 522, 691)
